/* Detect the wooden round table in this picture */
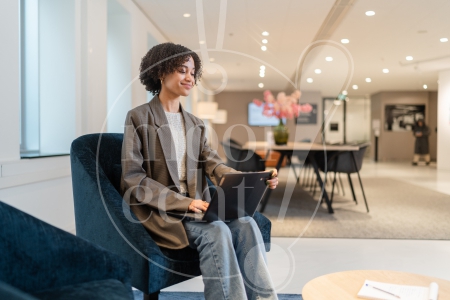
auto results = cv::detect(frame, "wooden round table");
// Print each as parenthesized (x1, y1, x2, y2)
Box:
(302, 270, 450, 299)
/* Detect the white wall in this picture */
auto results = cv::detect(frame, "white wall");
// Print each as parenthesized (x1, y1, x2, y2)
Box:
(0, 0, 168, 231)
(324, 99, 344, 143)
(0, 0, 20, 162)
(437, 70, 450, 171)
(346, 98, 371, 142)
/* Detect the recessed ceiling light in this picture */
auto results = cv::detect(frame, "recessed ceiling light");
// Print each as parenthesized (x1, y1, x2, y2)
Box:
(306, 78, 313, 83)
(199, 40, 205, 44)
(259, 73, 265, 78)
(262, 39, 268, 44)
(406, 56, 413, 61)
(440, 38, 448, 42)
(314, 69, 322, 74)
(365, 11, 375, 16)
(183, 13, 191, 17)
(325, 56, 333, 62)
(383, 69, 389, 73)
(342, 90, 348, 95)
(258, 83, 264, 88)
(262, 31, 269, 36)
(209, 58, 215, 62)
(352, 85, 358, 90)
(423, 84, 428, 89)
(260, 65, 265, 70)
(261, 46, 267, 51)
(341, 39, 350, 44)
(365, 78, 372, 83)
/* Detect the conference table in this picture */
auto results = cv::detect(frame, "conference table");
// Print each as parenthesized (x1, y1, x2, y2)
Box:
(242, 141, 360, 214)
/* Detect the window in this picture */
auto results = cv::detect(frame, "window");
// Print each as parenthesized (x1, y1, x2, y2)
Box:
(20, 0, 76, 157)
(107, 0, 132, 133)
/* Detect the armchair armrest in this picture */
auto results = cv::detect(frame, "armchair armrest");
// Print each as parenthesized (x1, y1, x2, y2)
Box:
(0, 202, 132, 294)
(0, 281, 38, 300)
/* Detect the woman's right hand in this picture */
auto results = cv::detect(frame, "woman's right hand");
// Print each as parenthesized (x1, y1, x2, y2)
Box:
(188, 200, 209, 213)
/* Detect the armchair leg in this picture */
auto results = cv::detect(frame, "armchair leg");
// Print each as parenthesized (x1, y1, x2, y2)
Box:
(144, 291, 160, 300)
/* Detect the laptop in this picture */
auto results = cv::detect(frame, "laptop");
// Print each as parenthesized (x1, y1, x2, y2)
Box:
(167, 171, 272, 222)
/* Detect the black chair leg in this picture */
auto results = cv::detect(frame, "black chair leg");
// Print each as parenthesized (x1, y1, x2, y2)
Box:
(347, 174, 357, 204)
(350, 152, 369, 213)
(330, 171, 337, 202)
(144, 291, 160, 300)
(299, 164, 305, 186)
(356, 170, 369, 213)
(308, 167, 315, 190)
(304, 166, 310, 188)
(338, 173, 345, 196)
(287, 155, 299, 183)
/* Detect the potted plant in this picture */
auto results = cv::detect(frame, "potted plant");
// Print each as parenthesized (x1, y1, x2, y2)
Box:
(253, 90, 312, 145)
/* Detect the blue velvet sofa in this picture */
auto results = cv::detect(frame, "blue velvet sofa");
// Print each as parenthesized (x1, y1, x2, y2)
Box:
(0, 201, 133, 300)
(70, 133, 272, 299)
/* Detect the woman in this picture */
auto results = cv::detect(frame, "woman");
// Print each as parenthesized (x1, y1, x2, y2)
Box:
(120, 42, 279, 300)
(412, 119, 430, 166)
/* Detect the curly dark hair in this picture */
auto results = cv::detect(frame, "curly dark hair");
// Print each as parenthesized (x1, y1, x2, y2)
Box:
(139, 43, 202, 94)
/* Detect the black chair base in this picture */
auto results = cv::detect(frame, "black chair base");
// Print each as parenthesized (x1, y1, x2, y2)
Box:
(144, 291, 160, 300)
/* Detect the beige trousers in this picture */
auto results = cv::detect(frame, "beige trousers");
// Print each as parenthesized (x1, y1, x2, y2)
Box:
(413, 154, 430, 163)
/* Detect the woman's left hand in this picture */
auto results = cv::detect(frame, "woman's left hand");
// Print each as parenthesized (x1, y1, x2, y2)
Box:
(266, 169, 278, 189)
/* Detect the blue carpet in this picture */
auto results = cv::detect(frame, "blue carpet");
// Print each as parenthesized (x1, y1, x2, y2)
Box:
(133, 290, 302, 299)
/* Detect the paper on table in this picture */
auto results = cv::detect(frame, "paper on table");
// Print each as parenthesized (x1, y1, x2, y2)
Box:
(357, 280, 439, 300)
(429, 282, 439, 300)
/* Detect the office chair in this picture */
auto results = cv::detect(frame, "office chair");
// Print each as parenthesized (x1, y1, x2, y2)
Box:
(315, 143, 370, 212)
(221, 140, 266, 172)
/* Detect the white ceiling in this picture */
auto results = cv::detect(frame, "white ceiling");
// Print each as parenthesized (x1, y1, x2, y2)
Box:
(133, 0, 450, 97)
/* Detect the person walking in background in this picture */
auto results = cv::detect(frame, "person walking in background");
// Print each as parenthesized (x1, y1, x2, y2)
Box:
(412, 119, 430, 166)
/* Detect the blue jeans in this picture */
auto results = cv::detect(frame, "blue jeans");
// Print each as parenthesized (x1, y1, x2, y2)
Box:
(183, 216, 278, 300)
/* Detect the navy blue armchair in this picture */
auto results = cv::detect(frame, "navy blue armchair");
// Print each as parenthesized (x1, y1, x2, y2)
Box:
(0, 201, 133, 300)
(70, 133, 272, 299)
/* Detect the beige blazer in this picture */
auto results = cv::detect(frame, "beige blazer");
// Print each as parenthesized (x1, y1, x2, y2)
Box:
(120, 95, 236, 249)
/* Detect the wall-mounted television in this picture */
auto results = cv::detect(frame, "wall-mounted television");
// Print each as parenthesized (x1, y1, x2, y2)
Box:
(248, 103, 285, 126)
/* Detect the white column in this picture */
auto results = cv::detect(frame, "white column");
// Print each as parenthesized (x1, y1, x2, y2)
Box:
(81, 0, 108, 134)
(437, 70, 450, 171)
(0, 0, 20, 162)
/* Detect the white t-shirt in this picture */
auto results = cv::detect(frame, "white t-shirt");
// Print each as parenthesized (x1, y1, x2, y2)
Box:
(164, 111, 187, 193)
